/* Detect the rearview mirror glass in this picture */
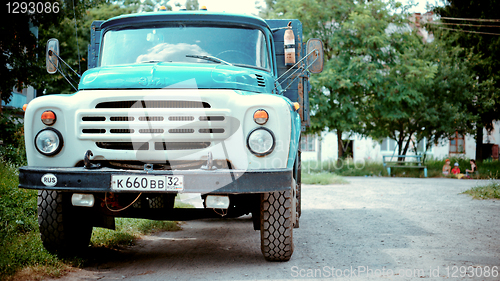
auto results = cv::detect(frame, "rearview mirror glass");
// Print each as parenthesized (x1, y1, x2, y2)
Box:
(306, 38, 324, 74)
(46, 38, 59, 74)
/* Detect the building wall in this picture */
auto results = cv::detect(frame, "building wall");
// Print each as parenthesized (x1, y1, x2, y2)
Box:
(302, 121, 500, 163)
(2, 86, 36, 109)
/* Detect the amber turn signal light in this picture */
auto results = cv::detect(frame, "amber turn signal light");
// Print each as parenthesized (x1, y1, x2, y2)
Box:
(253, 109, 269, 125)
(41, 110, 56, 126)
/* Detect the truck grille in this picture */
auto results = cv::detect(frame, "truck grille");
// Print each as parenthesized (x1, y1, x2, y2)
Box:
(77, 100, 233, 152)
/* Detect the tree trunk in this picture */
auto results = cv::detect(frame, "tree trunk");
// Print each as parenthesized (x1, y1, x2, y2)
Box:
(476, 126, 483, 162)
(402, 132, 413, 157)
(317, 135, 322, 169)
(397, 134, 404, 162)
(337, 130, 343, 166)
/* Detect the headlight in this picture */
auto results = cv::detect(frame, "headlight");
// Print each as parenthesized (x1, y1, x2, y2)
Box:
(247, 127, 275, 156)
(35, 128, 63, 156)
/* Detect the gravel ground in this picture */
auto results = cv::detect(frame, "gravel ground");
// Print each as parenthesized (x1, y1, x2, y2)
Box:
(51, 177, 500, 281)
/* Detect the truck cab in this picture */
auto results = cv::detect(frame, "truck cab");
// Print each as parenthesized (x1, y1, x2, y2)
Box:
(19, 10, 323, 261)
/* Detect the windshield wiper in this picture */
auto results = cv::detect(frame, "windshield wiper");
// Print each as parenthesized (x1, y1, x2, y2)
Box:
(186, 55, 233, 66)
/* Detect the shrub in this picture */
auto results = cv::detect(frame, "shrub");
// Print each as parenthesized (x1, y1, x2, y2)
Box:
(0, 108, 27, 166)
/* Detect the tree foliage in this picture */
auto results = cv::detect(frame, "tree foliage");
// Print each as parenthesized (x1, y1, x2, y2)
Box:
(434, 0, 500, 160)
(1, 0, 175, 99)
(1, 0, 110, 103)
(263, 0, 483, 158)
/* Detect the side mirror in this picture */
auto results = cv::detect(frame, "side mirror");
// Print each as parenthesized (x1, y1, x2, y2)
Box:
(46, 38, 59, 74)
(306, 38, 324, 74)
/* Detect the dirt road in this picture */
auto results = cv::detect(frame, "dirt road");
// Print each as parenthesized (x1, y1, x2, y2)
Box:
(52, 177, 500, 280)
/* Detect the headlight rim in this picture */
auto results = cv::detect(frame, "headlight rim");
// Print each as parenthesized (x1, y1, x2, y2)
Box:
(246, 127, 276, 157)
(34, 127, 64, 156)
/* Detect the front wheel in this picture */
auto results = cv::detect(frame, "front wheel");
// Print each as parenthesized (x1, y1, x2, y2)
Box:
(260, 190, 294, 261)
(38, 190, 93, 255)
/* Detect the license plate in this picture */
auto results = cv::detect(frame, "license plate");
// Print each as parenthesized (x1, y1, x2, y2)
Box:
(111, 175, 184, 191)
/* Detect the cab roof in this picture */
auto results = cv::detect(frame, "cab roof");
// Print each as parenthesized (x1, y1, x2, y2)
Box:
(101, 11, 271, 32)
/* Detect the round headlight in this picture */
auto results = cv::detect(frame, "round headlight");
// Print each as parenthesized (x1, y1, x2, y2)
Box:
(35, 128, 63, 156)
(247, 127, 275, 156)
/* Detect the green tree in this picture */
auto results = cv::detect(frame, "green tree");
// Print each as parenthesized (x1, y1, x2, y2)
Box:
(435, 0, 500, 161)
(39, 0, 172, 95)
(1, 0, 109, 104)
(185, 0, 199, 10)
(264, 0, 481, 161)
(412, 32, 488, 157)
(258, 0, 278, 19)
(267, 0, 360, 161)
(362, 30, 480, 159)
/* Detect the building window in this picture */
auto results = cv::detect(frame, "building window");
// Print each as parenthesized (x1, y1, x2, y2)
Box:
(380, 137, 397, 152)
(449, 132, 465, 154)
(300, 135, 316, 152)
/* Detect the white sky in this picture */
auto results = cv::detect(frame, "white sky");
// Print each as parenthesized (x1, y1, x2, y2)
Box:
(172, 0, 264, 15)
(399, 0, 443, 13)
(170, 0, 442, 16)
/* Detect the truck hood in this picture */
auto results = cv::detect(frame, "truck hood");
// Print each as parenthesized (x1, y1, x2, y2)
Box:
(79, 63, 273, 93)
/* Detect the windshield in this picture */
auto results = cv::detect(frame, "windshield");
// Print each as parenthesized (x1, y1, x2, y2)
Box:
(100, 24, 271, 71)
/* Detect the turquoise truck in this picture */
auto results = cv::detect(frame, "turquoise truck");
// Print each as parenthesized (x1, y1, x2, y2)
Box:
(19, 8, 323, 261)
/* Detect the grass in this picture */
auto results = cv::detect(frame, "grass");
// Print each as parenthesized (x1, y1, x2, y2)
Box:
(0, 160, 188, 281)
(302, 158, 500, 179)
(90, 218, 182, 249)
(0, 161, 64, 280)
(462, 181, 500, 199)
(302, 172, 349, 185)
(303, 159, 385, 177)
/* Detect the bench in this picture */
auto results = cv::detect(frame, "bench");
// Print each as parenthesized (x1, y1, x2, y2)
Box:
(383, 155, 427, 177)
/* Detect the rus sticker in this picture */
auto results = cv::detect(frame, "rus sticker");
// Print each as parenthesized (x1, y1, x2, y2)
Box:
(41, 173, 57, 187)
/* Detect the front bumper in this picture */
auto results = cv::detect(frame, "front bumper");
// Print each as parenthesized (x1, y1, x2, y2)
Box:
(18, 166, 292, 194)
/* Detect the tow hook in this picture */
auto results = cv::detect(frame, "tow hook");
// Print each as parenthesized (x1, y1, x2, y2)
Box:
(84, 150, 102, 169)
(201, 152, 217, 170)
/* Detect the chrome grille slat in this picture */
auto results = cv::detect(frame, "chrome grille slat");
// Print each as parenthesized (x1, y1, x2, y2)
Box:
(110, 116, 134, 121)
(169, 116, 195, 121)
(138, 116, 164, 121)
(110, 129, 134, 134)
(169, 129, 195, 133)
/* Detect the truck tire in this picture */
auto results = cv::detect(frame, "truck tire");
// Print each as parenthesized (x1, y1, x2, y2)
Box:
(260, 190, 294, 261)
(37, 190, 93, 255)
(295, 149, 301, 228)
(297, 149, 301, 219)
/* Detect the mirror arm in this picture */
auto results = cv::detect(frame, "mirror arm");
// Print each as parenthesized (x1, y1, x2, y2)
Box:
(60, 71, 79, 92)
(279, 66, 305, 93)
(274, 49, 319, 93)
(48, 50, 81, 79)
(47, 50, 79, 91)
